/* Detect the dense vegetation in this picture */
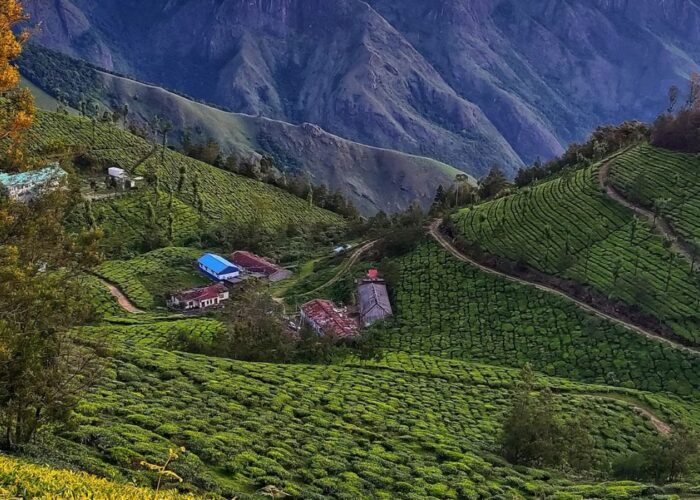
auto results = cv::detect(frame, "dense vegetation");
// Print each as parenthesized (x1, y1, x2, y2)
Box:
(453, 160, 700, 344)
(29, 315, 695, 498)
(374, 242, 700, 396)
(609, 145, 700, 247)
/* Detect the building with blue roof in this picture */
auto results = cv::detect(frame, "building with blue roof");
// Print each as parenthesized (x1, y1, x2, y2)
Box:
(197, 253, 240, 282)
(0, 164, 67, 202)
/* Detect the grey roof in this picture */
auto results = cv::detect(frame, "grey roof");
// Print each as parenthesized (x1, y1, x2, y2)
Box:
(358, 280, 393, 325)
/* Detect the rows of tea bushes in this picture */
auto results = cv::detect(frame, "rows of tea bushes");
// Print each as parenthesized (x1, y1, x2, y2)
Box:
(95, 247, 209, 310)
(0, 454, 193, 499)
(54, 323, 677, 499)
(29, 111, 344, 254)
(375, 243, 700, 397)
(609, 145, 700, 244)
(453, 163, 700, 343)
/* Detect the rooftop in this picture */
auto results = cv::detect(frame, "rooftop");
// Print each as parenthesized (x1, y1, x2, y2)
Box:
(230, 251, 283, 276)
(198, 254, 239, 275)
(173, 283, 228, 302)
(301, 299, 360, 339)
(0, 165, 66, 188)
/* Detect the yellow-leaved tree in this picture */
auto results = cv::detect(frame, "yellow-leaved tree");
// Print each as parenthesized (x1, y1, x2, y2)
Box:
(0, 0, 34, 170)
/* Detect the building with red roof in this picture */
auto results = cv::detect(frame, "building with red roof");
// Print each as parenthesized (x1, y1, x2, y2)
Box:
(300, 299, 360, 339)
(230, 251, 291, 282)
(168, 283, 230, 311)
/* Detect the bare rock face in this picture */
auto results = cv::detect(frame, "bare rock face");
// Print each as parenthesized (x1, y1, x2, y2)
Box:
(24, 0, 700, 178)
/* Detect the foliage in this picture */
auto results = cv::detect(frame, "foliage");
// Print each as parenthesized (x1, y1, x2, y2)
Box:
(609, 144, 700, 248)
(501, 366, 594, 470)
(95, 247, 208, 310)
(0, 454, 195, 499)
(613, 428, 699, 484)
(453, 161, 700, 343)
(212, 283, 295, 363)
(515, 121, 649, 187)
(0, 0, 35, 169)
(374, 242, 700, 396)
(39, 323, 679, 497)
(25, 111, 345, 257)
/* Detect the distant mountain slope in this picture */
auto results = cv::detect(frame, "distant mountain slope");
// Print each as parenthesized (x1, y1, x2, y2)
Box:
(21, 47, 463, 214)
(23, 0, 700, 176)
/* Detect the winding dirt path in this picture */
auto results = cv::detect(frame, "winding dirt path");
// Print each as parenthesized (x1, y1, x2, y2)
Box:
(299, 240, 377, 298)
(599, 161, 694, 265)
(98, 277, 145, 314)
(584, 394, 672, 435)
(428, 220, 700, 356)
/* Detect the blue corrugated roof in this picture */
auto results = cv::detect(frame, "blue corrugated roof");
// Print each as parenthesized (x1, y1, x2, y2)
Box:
(198, 254, 239, 275)
(0, 165, 66, 187)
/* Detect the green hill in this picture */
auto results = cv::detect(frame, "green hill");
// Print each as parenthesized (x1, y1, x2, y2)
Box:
(34, 313, 695, 499)
(27, 111, 345, 255)
(452, 155, 700, 344)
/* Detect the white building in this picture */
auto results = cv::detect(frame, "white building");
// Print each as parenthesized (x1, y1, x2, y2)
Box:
(0, 164, 67, 202)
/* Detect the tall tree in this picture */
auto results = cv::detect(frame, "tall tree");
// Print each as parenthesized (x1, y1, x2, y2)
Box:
(0, 0, 35, 170)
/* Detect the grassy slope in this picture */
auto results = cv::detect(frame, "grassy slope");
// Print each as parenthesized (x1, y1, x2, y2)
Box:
(49, 318, 689, 499)
(97, 71, 466, 214)
(452, 160, 700, 343)
(27, 111, 344, 254)
(609, 145, 700, 244)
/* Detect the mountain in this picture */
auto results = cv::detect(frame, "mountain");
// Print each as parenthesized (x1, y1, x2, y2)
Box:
(22, 0, 700, 179)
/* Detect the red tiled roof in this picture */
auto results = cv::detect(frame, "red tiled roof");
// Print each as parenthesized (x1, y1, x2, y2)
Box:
(301, 299, 360, 338)
(174, 283, 227, 302)
(230, 251, 282, 276)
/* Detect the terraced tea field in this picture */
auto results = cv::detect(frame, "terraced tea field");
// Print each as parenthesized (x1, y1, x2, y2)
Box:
(51, 320, 692, 499)
(28, 112, 345, 254)
(374, 243, 700, 396)
(453, 162, 700, 344)
(608, 145, 700, 245)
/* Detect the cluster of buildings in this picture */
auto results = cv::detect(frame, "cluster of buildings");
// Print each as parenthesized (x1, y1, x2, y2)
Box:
(167, 251, 291, 312)
(0, 164, 67, 202)
(299, 269, 393, 339)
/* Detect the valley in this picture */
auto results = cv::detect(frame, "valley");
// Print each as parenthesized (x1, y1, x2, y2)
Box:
(3, 1, 700, 498)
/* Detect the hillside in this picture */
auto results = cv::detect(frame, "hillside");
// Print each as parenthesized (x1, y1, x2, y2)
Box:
(31, 310, 696, 498)
(452, 150, 700, 345)
(26, 111, 345, 255)
(20, 46, 463, 214)
(23, 0, 700, 174)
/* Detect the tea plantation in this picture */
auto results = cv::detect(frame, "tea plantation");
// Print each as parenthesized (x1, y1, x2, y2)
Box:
(453, 162, 700, 344)
(374, 242, 700, 396)
(37, 319, 698, 499)
(28, 112, 344, 254)
(608, 145, 700, 244)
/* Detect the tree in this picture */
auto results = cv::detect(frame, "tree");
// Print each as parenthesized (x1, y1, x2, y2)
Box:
(478, 166, 508, 200)
(613, 428, 699, 484)
(214, 284, 294, 363)
(500, 365, 593, 470)
(0, 0, 35, 170)
(668, 85, 680, 113)
(0, 191, 104, 449)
